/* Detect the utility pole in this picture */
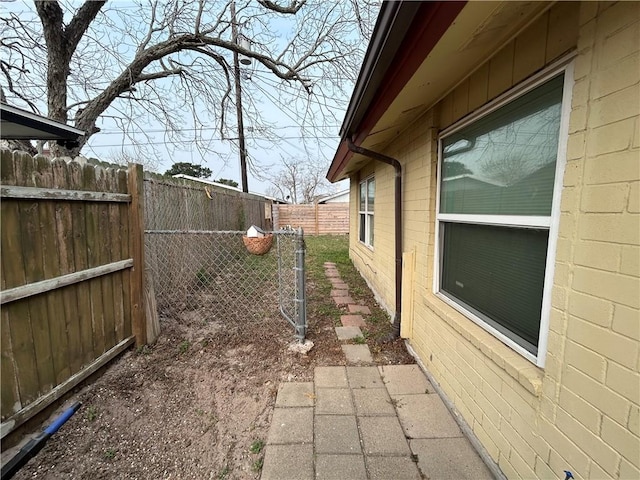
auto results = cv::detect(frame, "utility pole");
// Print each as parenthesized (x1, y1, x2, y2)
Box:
(231, 1, 249, 193)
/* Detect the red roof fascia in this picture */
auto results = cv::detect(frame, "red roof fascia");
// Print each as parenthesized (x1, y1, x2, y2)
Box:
(327, 1, 466, 182)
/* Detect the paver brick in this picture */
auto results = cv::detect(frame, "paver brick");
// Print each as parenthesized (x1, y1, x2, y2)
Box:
(315, 415, 362, 454)
(352, 388, 395, 416)
(261, 444, 313, 480)
(359, 416, 411, 455)
(315, 366, 348, 388)
(379, 365, 434, 395)
(366, 456, 422, 480)
(275, 382, 315, 407)
(266, 407, 313, 444)
(330, 289, 350, 297)
(394, 394, 462, 439)
(335, 326, 363, 341)
(316, 388, 354, 415)
(334, 296, 355, 305)
(410, 438, 494, 479)
(347, 366, 385, 389)
(341, 315, 367, 327)
(342, 345, 374, 365)
(316, 455, 367, 480)
(348, 305, 371, 314)
(325, 270, 341, 278)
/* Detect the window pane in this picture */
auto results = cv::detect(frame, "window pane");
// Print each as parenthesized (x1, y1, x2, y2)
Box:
(368, 214, 374, 246)
(359, 214, 366, 242)
(367, 178, 375, 210)
(441, 222, 548, 353)
(359, 182, 366, 211)
(440, 74, 564, 216)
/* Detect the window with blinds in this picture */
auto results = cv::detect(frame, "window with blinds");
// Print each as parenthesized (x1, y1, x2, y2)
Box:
(435, 68, 570, 364)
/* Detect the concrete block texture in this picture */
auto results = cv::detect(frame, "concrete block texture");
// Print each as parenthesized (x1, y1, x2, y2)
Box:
(341, 315, 367, 327)
(342, 345, 374, 365)
(359, 416, 412, 455)
(347, 366, 385, 388)
(365, 456, 422, 480)
(335, 326, 363, 341)
(261, 444, 314, 480)
(275, 382, 315, 407)
(316, 388, 354, 415)
(394, 394, 462, 439)
(266, 407, 313, 444)
(315, 415, 362, 454)
(316, 454, 367, 480)
(315, 366, 348, 388)
(410, 438, 494, 479)
(379, 364, 434, 395)
(352, 388, 396, 416)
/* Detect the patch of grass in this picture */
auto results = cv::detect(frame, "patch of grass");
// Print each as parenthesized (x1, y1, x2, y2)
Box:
(217, 466, 230, 479)
(249, 439, 265, 454)
(86, 405, 98, 422)
(104, 448, 116, 460)
(178, 340, 190, 354)
(352, 335, 366, 345)
(136, 345, 151, 356)
(251, 457, 264, 472)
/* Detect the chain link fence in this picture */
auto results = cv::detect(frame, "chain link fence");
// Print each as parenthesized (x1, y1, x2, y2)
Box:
(144, 177, 306, 342)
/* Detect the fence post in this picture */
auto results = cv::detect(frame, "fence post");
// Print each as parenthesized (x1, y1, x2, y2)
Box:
(295, 227, 307, 342)
(128, 163, 146, 346)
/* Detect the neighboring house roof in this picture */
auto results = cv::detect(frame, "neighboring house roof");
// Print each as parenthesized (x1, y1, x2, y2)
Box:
(0, 103, 85, 148)
(327, 1, 550, 182)
(318, 189, 350, 203)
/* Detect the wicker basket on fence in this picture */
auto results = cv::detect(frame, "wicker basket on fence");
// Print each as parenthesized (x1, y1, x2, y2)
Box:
(242, 234, 274, 255)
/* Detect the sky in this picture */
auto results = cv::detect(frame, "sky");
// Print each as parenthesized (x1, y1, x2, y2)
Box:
(1, 0, 372, 196)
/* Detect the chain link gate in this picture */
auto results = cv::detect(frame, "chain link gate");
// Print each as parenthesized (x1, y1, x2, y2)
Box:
(143, 178, 307, 342)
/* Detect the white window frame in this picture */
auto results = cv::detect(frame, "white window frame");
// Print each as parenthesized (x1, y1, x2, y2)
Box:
(358, 176, 375, 248)
(433, 59, 574, 367)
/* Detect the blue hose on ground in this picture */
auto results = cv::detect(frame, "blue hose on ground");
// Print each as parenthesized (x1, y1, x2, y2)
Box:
(1, 402, 81, 480)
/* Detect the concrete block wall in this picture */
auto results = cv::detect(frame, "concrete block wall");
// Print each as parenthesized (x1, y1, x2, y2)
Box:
(348, 2, 639, 478)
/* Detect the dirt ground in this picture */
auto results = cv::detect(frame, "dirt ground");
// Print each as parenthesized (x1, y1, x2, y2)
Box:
(8, 273, 413, 479)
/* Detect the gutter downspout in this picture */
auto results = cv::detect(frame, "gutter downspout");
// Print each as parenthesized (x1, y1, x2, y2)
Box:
(347, 138, 402, 338)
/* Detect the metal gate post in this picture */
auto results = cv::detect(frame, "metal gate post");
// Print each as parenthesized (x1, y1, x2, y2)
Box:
(294, 227, 307, 342)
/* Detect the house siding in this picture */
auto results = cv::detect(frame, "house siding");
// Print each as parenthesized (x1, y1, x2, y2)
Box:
(348, 2, 639, 478)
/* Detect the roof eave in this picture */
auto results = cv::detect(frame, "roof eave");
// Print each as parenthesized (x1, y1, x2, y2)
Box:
(327, 1, 466, 183)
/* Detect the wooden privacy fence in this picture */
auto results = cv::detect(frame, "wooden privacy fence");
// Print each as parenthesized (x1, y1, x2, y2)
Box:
(273, 203, 349, 235)
(144, 173, 270, 231)
(0, 150, 145, 438)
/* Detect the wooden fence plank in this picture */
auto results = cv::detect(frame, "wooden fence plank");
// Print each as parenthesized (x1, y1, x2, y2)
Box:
(110, 195, 125, 343)
(35, 156, 71, 386)
(68, 161, 94, 366)
(0, 260, 134, 304)
(0, 198, 39, 411)
(17, 154, 57, 396)
(0, 185, 131, 202)
(129, 163, 146, 346)
(52, 158, 83, 375)
(119, 170, 132, 339)
(83, 165, 106, 357)
(96, 168, 116, 351)
(0, 307, 20, 420)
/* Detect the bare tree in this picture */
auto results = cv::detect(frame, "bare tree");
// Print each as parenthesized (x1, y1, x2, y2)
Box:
(266, 156, 331, 203)
(1, 0, 377, 159)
